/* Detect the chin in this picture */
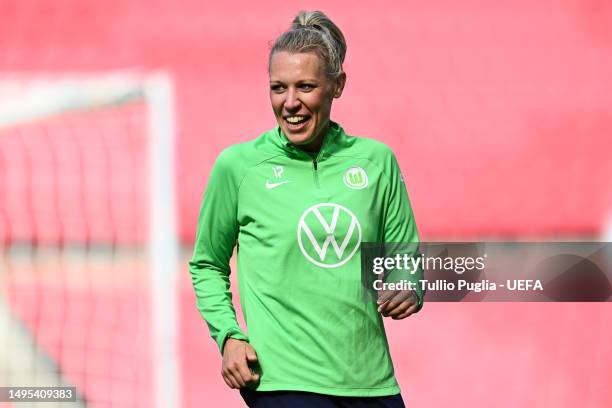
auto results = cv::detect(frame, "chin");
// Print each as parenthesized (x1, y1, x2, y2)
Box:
(283, 129, 313, 145)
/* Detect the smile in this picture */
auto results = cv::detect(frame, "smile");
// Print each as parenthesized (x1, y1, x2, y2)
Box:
(283, 115, 311, 131)
(285, 115, 310, 124)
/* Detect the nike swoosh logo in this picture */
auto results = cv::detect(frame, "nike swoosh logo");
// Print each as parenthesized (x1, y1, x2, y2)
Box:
(265, 180, 291, 189)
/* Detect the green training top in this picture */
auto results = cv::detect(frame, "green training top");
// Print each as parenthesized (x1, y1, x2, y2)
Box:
(189, 121, 423, 397)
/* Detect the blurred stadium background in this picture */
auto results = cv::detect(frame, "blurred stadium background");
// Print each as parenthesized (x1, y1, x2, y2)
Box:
(0, 1, 611, 407)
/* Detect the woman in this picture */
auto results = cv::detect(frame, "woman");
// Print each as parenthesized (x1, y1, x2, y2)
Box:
(189, 10, 424, 407)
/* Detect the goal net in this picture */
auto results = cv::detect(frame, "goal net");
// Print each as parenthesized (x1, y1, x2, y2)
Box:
(0, 72, 179, 408)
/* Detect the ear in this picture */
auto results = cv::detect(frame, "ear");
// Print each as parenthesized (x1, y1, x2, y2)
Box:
(333, 72, 347, 98)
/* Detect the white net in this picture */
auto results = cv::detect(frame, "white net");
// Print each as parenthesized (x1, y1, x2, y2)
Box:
(0, 74, 178, 408)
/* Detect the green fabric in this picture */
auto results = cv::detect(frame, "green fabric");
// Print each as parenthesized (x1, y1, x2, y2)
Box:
(189, 121, 422, 397)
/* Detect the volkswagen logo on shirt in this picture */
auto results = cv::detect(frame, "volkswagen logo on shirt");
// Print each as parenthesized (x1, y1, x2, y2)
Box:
(297, 203, 362, 268)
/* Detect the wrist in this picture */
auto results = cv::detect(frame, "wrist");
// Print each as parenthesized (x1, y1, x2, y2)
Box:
(222, 337, 245, 355)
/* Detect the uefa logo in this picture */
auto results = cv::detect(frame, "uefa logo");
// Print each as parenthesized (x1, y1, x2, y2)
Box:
(297, 203, 362, 268)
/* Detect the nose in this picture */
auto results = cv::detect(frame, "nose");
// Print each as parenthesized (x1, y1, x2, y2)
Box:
(284, 88, 301, 111)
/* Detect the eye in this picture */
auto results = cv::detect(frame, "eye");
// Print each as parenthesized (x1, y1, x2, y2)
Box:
(270, 84, 286, 93)
(300, 84, 315, 91)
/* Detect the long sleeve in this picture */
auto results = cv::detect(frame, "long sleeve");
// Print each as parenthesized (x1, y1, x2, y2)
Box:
(382, 150, 425, 311)
(189, 149, 248, 354)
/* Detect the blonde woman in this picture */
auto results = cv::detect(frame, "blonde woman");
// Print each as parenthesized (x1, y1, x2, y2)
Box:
(190, 10, 423, 407)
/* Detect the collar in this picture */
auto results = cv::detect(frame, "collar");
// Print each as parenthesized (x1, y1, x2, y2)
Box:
(275, 120, 344, 161)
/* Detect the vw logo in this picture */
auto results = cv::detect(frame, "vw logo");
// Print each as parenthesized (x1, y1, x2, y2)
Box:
(297, 203, 362, 268)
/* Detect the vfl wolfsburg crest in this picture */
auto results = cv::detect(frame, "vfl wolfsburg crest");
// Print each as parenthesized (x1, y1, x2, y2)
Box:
(297, 203, 362, 268)
(343, 167, 368, 189)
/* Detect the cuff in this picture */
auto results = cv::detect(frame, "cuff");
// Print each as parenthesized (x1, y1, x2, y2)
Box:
(218, 327, 249, 355)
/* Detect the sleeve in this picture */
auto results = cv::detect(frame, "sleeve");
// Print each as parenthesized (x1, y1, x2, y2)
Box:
(188, 150, 249, 354)
(382, 150, 425, 311)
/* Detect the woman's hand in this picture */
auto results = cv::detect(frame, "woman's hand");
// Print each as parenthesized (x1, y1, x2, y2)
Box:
(377, 289, 419, 320)
(221, 338, 260, 389)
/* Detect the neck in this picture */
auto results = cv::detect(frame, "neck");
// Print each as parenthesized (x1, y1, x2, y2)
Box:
(297, 121, 330, 153)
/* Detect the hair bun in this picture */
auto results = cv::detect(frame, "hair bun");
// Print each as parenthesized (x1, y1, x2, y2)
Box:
(294, 21, 323, 32)
(271, 10, 347, 78)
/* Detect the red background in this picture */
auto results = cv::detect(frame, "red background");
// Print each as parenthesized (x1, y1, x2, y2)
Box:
(1, 1, 611, 408)
(2, 0, 610, 241)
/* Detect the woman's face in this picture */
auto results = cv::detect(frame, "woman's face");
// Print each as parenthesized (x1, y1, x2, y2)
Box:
(269, 51, 345, 152)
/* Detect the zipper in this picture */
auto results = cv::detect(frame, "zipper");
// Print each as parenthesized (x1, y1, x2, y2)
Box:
(312, 157, 320, 188)
(311, 130, 330, 189)
(279, 123, 334, 189)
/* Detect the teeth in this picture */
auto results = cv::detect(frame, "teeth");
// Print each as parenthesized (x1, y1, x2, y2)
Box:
(286, 116, 307, 124)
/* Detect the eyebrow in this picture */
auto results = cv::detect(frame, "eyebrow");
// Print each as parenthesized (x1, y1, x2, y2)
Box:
(269, 79, 320, 83)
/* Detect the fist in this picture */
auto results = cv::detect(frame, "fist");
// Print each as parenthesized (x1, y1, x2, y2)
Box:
(221, 338, 260, 389)
(377, 289, 419, 319)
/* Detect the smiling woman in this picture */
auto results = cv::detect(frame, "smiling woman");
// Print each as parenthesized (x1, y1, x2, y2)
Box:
(269, 51, 345, 152)
(268, 14, 346, 152)
(189, 10, 423, 408)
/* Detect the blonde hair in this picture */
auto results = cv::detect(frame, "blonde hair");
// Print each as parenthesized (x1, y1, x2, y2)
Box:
(269, 10, 347, 78)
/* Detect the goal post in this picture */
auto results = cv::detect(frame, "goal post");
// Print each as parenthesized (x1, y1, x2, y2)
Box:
(0, 71, 180, 408)
(145, 73, 181, 408)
